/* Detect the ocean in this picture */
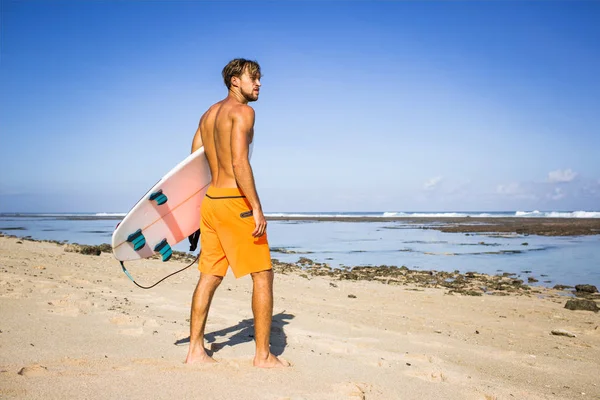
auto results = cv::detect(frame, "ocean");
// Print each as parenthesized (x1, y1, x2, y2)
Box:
(1, 211, 599, 288)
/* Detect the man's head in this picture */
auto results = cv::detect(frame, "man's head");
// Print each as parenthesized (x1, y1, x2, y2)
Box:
(222, 58, 261, 102)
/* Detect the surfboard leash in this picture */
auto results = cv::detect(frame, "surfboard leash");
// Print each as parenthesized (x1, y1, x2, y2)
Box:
(119, 252, 199, 289)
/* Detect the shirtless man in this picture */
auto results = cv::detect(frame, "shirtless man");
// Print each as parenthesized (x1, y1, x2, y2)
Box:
(185, 58, 287, 368)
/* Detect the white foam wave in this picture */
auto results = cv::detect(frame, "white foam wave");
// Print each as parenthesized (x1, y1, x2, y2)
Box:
(36, 213, 83, 217)
(265, 213, 354, 218)
(546, 211, 600, 218)
(269, 212, 496, 218)
(266, 211, 600, 219)
(515, 210, 542, 217)
(515, 210, 600, 218)
(401, 212, 470, 218)
(95, 213, 127, 217)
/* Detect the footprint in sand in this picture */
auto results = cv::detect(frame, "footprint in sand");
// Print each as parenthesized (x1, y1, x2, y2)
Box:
(309, 335, 357, 355)
(403, 353, 452, 383)
(332, 382, 371, 400)
(427, 371, 449, 382)
(38, 283, 59, 295)
(404, 352, 439, 364)
(0, 280, 24, 299)
(18, 364, 48, 377)
(370, 359, 393, 368)
(142, 319, 160, 328)
(405, 368, 450, 383)
(108, 315, 144, 336)
(47, 297, 83, 317)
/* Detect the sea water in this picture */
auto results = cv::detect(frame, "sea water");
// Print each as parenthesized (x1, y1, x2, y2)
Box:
(1, 212, 599, 288)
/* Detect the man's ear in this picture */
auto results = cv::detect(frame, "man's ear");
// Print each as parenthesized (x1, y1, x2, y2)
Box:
(231, 76, 240, 88)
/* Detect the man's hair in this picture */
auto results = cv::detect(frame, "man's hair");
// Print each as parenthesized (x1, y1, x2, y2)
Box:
(222, 58, 261, 89)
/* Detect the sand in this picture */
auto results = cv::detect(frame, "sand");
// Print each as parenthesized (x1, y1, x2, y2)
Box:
(1, 235, 599, 399)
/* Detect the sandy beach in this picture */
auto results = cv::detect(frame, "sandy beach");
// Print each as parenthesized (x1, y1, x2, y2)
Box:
(1, 235, 599, 400)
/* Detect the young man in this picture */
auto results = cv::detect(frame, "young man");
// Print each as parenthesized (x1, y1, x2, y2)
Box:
(185, 59, 287, 368)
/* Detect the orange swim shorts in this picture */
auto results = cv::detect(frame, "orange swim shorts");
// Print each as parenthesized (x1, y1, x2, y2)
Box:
(199, 186, 272, 278)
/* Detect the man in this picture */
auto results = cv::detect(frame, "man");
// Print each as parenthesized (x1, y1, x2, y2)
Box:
(185, 58, 287, 368)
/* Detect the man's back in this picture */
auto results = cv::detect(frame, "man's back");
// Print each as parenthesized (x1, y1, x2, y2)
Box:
(198, 99, 254, 189)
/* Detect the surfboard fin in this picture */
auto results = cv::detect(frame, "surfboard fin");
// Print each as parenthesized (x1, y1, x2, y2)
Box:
(126, 229, 146, 251)
(154, 239, 173, 262)
(148, 189, 168, 205)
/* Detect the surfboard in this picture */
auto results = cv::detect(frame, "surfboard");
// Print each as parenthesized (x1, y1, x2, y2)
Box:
(111, 147, 211, 262)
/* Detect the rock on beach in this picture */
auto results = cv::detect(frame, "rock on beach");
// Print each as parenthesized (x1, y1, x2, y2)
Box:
(564, 299, 599, 312)
(575, 284, 598, 294)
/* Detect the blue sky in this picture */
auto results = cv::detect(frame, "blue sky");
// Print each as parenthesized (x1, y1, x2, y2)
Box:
(1, 0, 599, 213)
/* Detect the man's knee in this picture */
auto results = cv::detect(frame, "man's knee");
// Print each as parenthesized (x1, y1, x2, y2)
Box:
(251, 269, 273, 284)
(200, 273, 224, 289)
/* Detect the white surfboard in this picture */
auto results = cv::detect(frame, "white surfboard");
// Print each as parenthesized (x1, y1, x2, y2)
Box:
(111, 147, 211, 262)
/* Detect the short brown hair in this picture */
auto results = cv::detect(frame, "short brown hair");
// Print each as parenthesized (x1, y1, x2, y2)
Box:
(222, 58, 261, 89)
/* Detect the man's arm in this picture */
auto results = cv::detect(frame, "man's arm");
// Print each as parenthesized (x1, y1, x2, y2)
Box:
(188, 119, 204, 247)
(230, 105, 266, 237)
(191, 120, 204, 154)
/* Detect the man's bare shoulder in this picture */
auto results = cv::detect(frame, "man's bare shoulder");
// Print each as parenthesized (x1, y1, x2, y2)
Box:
(229, 103, 255, 121)
(203, 100, 225, 118)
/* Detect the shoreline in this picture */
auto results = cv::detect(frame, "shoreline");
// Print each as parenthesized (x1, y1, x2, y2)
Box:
(267, 216, 600, 236)
(1, 233, 597, 297)
(2, 216, 600, 236)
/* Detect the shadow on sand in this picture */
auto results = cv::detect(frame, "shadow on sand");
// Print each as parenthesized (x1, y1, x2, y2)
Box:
(174, 312, 294, 356)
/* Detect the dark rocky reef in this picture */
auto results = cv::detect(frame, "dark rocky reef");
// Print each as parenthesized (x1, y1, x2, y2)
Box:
(265, 216, 600, 236)
(271, 258, 538, 296)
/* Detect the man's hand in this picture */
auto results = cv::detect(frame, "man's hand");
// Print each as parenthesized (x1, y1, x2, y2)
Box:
(252, 209, 267, 237)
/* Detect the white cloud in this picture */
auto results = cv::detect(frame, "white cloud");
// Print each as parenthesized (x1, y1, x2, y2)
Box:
(423, 176, 443, 191)
(547, 187, 566, 201)
(548, 169, 577, 183)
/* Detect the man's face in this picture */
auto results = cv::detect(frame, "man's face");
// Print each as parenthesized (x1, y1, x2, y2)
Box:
(238, 69, 261, 102)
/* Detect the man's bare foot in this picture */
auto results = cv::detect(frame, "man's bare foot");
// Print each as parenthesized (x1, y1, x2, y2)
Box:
(253, 353, 289, 368)
(185, 346, 216, 364)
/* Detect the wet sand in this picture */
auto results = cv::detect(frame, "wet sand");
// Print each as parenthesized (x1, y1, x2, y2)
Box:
(1, 235, 599, 399)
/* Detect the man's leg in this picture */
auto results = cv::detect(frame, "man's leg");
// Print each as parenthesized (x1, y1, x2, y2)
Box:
(185, 272, 223, 364)
(251, 269, 288, 368)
